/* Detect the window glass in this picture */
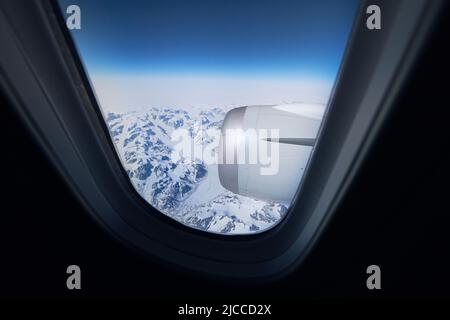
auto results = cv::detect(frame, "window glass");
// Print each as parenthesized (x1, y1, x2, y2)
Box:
(59, 0, 359, 234)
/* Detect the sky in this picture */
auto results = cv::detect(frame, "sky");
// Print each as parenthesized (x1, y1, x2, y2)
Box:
(59, 0, 359, 112)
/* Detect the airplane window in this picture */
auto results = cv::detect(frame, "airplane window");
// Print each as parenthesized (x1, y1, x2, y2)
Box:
(58, 0, 359, 235)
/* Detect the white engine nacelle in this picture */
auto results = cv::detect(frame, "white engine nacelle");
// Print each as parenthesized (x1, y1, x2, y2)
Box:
(218, 103, 325, 204)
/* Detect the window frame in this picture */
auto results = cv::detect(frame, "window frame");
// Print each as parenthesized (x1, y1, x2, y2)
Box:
(0, 0, 444, 278)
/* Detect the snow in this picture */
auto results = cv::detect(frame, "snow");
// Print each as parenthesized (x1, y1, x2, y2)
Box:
(106, 106, 288, 234)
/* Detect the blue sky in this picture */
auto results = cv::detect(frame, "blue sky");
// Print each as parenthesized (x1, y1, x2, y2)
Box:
(59, 0, 359, 110)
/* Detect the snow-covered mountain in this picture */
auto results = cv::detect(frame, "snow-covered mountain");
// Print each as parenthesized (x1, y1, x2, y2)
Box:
(106, 106, 287, 234)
